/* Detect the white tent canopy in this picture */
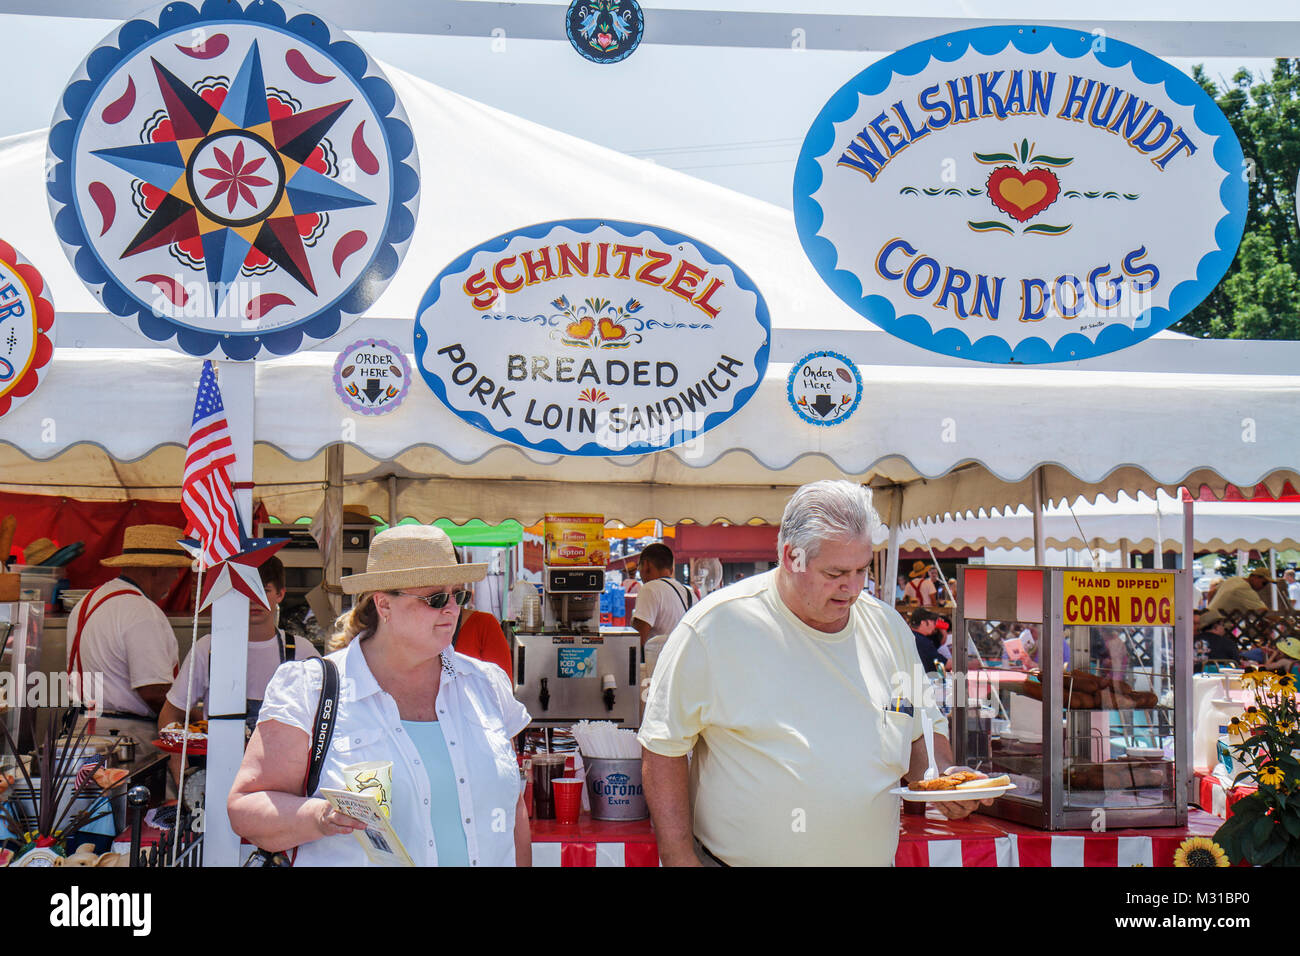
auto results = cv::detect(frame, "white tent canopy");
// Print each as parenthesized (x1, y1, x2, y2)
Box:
(0, 67, 1298, 524)
(885, 490, 1300, 554)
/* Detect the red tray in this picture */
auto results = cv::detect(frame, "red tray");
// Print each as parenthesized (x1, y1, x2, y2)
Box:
(152, 737, 208, 756)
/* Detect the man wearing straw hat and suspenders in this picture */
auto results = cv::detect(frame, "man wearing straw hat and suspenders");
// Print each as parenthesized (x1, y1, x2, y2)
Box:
(65, 524, 191, 756)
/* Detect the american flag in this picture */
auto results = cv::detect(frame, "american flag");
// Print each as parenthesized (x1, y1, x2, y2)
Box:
(182, 361, 241, 568)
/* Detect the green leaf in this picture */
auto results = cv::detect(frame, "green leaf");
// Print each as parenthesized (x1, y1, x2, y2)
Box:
(1028, 154, 1074, 166)
(1282, 812, 1300, 839)
(898, 186, 919, 195)
(966, 220, 1014, 234)
(1256, 838, 1287, 865)
(974, 152, 1017, 164)
(1023, 223, 1073, 236)
(1020, 138, 1029, 162)
(1249, 816, 1276, 853)
(1230, 795, 1266, 820)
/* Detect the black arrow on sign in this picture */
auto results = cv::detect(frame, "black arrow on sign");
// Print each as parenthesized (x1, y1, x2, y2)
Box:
(363, 378, 384, 403)
(810, 393, 836, 418)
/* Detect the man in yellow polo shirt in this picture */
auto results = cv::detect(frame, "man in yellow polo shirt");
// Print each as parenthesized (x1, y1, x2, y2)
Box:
(638, 480, 990, 866)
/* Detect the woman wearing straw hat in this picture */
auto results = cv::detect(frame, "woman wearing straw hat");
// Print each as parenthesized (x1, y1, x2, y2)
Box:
(228, 525, 532, 866)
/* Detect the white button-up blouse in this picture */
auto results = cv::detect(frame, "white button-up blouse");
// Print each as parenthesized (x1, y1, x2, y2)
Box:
(258, 636, 530, 866)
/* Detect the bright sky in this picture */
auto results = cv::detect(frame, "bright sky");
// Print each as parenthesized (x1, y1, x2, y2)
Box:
(0, 2, 1289, 207)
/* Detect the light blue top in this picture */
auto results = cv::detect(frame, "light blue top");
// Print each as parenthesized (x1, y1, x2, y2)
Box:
(401, 720, 470, 867)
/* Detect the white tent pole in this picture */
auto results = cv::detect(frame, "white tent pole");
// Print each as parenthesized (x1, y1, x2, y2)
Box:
(325, 446, 344, 621)
(203, 360, 254, 867)
(1120, 537, 1130, 570)
(1270, 548, 1279, 610)
(387, 475, 398, 527)
(1154, 500, 1165, 570)
(884, 487, 902, 609)
(1031, 468, 1046, 566)
(1179, 491, 1195, 803)
(1238, 549, 1250, 576)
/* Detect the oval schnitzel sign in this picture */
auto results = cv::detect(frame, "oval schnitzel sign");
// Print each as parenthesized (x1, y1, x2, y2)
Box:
(414, 220, 770, 456)
(794, 25, 1247, 364)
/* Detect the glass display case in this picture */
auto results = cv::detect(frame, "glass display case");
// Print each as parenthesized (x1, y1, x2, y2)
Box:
(953, 566, 1190, 830)
(1, 601, 44, 754)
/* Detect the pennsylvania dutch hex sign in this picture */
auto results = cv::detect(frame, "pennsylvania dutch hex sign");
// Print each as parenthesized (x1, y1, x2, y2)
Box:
(0, 242, 55, 420)
(794, 26, 1247, 364)
(47, 0, 419, 360)
(415, 220, 770, 456)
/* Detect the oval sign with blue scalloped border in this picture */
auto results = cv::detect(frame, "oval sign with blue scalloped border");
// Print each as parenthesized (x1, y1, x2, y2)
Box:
(787, 351, 861, 426)
(414, 219, 770, 456)
(47, 0, 420, 360)
(794, 25, 1247, 364)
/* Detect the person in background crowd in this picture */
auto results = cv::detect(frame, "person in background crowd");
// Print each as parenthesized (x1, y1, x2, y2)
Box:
(934, 618, 953, 668)
(910, 608, 944, 674)
(639, 480, 991, 867)
(895, 575, 907, 603)
(230, 525, 531, 867)
(66, 524, 190, 755)
(1194, 608, 1239, 669)
(448, 549, 512, 680)
(904, 561, 937, 606)
(1263, 637, 1300, 677)
(1285, 569, 1299, 611)
(1209, 566, 1277, 616)
(161, 556, 317, 727)
(631, 543, 695, 648)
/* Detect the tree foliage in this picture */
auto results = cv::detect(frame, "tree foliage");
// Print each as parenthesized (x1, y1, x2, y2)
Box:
(1173, 60, 1300, 340)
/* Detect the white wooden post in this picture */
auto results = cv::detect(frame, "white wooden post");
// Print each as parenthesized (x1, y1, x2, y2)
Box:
(1031, 467, 1046, 566)
(203, 360, 254, 867)
(884, 486, 902, 607)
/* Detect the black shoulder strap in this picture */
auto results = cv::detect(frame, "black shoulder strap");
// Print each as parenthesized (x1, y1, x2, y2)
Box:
(669, 579, 694, 612)
(281, 629, 295, 664)
(303, 657, 339, 797)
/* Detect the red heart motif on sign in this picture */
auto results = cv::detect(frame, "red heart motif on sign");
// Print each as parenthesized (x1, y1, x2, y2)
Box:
(567, 318, 594, 340)
(986, 166, 1061, 223)
(598, 318, 627, 341)
(597, 33, 613, 48)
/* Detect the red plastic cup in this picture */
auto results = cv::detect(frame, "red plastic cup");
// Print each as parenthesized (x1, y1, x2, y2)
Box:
(552, 778, 583, 825)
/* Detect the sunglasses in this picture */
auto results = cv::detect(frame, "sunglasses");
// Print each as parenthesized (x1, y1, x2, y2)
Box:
(392, 589, 472, 610)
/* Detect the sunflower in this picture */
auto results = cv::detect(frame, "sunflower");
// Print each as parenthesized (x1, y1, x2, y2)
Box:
(1241, 668, 1273, 689)
(1174, 836, 1230, 867)
(1258, 764, 1286, 788)
(1227, 716, 1253, 742)
(1271, 673, 1298, 697)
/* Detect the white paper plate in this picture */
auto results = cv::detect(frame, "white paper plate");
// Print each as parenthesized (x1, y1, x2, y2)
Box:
(890, 783, 1017, 802)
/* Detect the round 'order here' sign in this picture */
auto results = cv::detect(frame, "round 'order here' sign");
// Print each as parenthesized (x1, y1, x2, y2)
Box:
(414, 220, 770, 456)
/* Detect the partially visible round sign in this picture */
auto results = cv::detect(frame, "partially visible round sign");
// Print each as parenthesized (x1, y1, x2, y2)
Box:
(566, 0, 644, 64)
(0, 241, 55, 419)
(415, 219, 770, 456)
(794, 25, 1247, 364)
(787, 351, 861, 426)
(47, 0, 420, 360)
(333, 338, 411, 415)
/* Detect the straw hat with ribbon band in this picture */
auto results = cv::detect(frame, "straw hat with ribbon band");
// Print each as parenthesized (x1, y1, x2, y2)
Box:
(341, 525, 486, 595)
(1246, 567, 1277, 582)
(100, 525, 192, 568)
(908, 560, 930, 580)
(1276, 637, 1300, 662)
(23, 537, 57, 565)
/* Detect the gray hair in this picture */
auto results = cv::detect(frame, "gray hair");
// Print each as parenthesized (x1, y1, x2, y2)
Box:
(777, 480, 880, 562)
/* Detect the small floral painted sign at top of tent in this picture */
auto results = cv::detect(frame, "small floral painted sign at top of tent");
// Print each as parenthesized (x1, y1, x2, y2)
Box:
(0, 240, 55, 420)
(566, 0, 644, 64)
(46, 0, 419, 360)
(794, 25, 1248, 364)
(414, 219, 770, 456)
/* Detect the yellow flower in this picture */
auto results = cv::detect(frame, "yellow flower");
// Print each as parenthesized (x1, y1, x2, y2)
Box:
(1174, 837, 1230, 867)
(1258, 763, 1286, 788)
(1276, 718, 1297, 735)
(1271, 673, 1298, 697)
(1227, 716, 1253, 742)
(1243, 706, 1267, 727)
(1241, 668, 1273, 689)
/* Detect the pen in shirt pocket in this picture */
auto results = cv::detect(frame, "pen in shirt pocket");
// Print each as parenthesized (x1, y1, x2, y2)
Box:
(885, 696, 914, 717)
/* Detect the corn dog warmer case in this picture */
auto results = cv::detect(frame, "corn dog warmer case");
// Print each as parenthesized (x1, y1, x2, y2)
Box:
(952, 566, 1191, 830)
